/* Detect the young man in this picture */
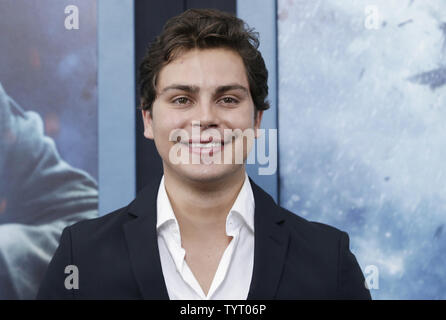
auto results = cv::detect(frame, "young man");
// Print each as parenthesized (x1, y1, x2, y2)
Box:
(37, 9, 371, 300)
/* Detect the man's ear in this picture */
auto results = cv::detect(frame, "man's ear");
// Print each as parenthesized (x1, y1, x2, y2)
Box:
(142, 109, 154, 140)
(254, 110, 264, 138)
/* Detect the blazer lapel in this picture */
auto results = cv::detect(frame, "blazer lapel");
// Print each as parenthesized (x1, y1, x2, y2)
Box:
(122, 174, 170, 299)
(247, 178, 290, 300)
(121, 174, 289, 300)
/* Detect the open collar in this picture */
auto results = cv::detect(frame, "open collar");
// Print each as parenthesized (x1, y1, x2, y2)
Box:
(123, 173, 290, 300)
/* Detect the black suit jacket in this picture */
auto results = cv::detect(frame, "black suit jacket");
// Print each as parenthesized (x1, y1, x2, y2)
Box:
(37, 175, 371, 300)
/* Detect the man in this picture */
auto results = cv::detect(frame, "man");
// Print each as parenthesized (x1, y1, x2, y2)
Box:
(0, 83, 98, 299)
(37, 9, 371, 300)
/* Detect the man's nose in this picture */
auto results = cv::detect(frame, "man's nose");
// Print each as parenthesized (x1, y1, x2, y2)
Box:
(194, 100, 219, 128)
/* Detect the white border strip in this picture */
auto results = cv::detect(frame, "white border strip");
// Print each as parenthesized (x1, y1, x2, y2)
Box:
(237, 0, 279, 203)
(98, 0, 136, 215)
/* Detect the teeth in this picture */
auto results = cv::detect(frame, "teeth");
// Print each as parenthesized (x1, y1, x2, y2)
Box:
(189, 142, 222, 148)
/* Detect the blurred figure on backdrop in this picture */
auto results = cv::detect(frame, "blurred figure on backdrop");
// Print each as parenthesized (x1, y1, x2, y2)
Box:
(0, 83, 98, 299)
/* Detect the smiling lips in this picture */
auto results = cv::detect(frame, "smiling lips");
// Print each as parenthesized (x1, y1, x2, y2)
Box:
(179, 137, 229, 155)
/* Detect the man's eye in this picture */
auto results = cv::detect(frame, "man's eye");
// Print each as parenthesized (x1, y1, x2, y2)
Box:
(172, 97, 191, 105)
(220, 97, 239, 104)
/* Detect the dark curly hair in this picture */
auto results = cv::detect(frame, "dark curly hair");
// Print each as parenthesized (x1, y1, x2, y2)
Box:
(138, 8, 269, 116)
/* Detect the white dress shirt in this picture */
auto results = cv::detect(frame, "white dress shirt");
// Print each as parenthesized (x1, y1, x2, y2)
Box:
(156, 172, 255, 300)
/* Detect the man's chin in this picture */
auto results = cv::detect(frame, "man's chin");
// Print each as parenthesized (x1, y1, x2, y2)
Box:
(169, 163, 243, 184)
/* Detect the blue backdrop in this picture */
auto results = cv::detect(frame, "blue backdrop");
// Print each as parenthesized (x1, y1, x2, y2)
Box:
(277, 0, 446, 299)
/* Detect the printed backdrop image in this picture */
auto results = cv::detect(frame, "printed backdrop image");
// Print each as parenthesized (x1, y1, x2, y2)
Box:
(278, 0, 446, 299)
(0, 0, 98, 299)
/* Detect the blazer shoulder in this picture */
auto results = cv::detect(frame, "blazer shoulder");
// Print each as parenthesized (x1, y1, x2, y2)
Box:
(276, 206, 371, 299)
(279, 206, 346, 241)
(67, 201, 134, 242)
(249, 176, 345, 241)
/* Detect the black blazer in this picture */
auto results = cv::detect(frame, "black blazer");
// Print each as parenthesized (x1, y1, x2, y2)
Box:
(37, 175, 371, 300)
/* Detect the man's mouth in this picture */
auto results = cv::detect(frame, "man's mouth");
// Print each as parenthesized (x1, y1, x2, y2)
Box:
(179, 138, 228, 155)
(189, 142, 222, 148)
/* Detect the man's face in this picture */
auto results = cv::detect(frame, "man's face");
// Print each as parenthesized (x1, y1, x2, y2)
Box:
(142, 48, 263, 183)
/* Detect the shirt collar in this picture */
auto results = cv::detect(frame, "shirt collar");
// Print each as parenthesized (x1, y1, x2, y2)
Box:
(156, 175, 177, 230)
(156, 172, 255, 233)
(226, 172, 255, 233)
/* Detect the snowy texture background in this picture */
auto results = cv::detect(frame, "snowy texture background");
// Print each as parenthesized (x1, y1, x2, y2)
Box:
(278, 0, 446, 299)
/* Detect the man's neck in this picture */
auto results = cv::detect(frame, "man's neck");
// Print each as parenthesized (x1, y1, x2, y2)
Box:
(162, 166, 246, 240)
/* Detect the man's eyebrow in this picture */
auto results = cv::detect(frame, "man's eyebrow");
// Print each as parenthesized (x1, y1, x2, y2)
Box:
(215, 84, 249, 95)
(160, 84, 200, 94)
(159, 84, 248, 95)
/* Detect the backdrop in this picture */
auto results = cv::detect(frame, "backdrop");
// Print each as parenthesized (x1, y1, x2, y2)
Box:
(278, 0, 446, 299)
(0, 0, 98, 299)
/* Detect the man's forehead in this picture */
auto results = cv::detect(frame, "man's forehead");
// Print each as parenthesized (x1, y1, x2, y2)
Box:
(156, 48, 249, 90)
(170, 47, 243, 63)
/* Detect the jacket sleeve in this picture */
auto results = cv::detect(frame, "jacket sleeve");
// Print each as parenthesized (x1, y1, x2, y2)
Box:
(337, 231, 372, 300)
(36, 227, 76, 300)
